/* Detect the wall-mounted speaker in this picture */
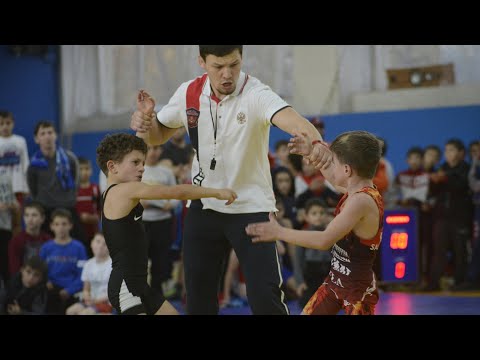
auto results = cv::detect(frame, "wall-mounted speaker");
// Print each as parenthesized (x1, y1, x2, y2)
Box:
(386, 63, 455, 90)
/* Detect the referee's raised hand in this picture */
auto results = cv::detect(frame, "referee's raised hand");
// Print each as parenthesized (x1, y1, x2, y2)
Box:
(131, 89, 156, 133)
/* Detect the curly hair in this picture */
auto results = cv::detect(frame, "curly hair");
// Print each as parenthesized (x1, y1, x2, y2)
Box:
(96, 133, 147, 176)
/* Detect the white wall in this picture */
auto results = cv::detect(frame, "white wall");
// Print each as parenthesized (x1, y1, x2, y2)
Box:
(353, 84, 480, 113)
(291, 45, 339, 116)
(291, 45, 480, 115)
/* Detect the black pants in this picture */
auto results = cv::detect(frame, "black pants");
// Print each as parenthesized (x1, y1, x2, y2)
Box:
(419, 210, 434, 282)
(430, 218, 471, 287)
(0, 229, 12, 283)
(183, 201, 289, 315)
(466, 206, 480, 283)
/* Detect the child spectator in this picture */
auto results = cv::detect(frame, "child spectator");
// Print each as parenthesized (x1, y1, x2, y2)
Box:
(273, 140, 296, 176)
(140, 144, 179, 296)
(452, 145, 480, 291)
(373, 158, 389, 197)
(40, 208, 88, 314)
(294, 156, 326, 199)
(8, 201, 50, 275)
(377, 138, 396, 209)
(27, 121, 86, 244)
(426, 139, 473, 291)
(0, 177, 19, 283)
(0, 110, 29, 210)
(419, 144, 443, 287)
(468, 140, 480, 164)
(293, 198, 332, 308)
(423, 145, 442, 173)
(66, 233, 113, 315)
(396, 147, 429, 208)
(295, 156, 341, 225)
(422, 144, 443, 210)
(75, 157, 100, 252)
(396, 146, 431, 287)
(272, 166, 298, 227)
(0, 256, 48, 315)
(158, 128, 193, 182)
(0, 111, 28, 281)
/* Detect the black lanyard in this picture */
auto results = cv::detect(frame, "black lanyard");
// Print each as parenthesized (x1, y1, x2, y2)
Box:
(208, 95, 218, 170)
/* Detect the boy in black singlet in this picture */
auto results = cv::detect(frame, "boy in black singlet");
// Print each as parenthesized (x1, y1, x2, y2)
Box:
(96, 133, 237, 315)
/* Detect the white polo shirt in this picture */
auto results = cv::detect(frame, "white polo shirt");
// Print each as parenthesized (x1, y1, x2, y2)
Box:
(157, 71, 290, 214)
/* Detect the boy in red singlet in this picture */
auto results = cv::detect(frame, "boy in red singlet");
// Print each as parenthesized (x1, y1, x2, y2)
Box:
(246, 130, 383, 315)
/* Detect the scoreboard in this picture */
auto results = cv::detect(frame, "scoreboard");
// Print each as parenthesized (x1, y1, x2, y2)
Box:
(380, 208, 419, 283)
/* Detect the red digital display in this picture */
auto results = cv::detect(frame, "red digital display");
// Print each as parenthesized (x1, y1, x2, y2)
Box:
(390, 232, 409, 250)
(386, 215, 411, 224)
(395, 262, 406, 279)
(381, 209, 417, 283)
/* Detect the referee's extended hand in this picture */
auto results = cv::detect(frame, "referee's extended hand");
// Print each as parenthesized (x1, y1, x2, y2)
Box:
(288, 132, 312, 157)
(245, 213, 281, 243)
(288, 132, 332, 170)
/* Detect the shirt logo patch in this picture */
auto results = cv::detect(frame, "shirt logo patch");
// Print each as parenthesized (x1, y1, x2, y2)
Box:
(237, 112, 246, 124)
(186, 108, 200, 128)
(134, 215, 142, 221)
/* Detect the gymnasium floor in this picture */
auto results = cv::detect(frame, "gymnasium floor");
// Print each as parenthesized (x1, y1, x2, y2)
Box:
(171, 290, 480, 315)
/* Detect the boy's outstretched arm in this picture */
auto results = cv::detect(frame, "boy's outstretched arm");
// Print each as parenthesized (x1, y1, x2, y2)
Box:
(127, 182, 237, 205)
(246, 195, 368, 250)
